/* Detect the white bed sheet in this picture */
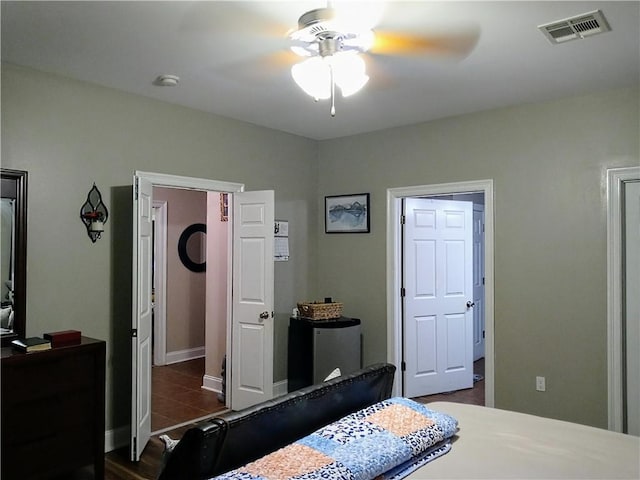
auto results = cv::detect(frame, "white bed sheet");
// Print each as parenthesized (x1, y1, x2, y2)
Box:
(405, 401, 640, 479)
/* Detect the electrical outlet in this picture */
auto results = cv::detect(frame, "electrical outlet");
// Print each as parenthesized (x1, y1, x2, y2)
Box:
(536, 376, 546, 392)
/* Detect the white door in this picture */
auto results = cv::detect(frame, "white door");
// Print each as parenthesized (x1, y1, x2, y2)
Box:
(624, 181, 640, 436)
(473, 205, 485, 361)
(230, 190, 274, 411)
(131, 176, 153, 461)
(403, 198, 473, 397)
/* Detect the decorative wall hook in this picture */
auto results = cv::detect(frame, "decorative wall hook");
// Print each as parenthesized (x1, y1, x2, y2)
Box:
(80, 183, 109, 243)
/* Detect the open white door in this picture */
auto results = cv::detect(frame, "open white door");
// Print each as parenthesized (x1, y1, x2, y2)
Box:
(131, 175, 153, 461)
(230, 190, 274, 411)
(624, 181, 640, 435)
(403, 198, 473, 397)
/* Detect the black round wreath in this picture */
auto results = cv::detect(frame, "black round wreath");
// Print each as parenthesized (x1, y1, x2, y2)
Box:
(177, 223, 206, 272)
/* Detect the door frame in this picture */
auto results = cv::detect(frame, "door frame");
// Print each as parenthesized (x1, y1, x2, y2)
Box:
(386, 179, 495, 406)
(473, 203, 486, 361)
(135, 171, 244, 410)
(607, 166, 640, 432)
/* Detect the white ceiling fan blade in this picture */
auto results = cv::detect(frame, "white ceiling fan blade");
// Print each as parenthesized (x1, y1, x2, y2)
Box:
(179, 2, 292, 40)
(370, 27, 480, 59)
(210, 48, 302, 85)
(329, 2, 386, 33)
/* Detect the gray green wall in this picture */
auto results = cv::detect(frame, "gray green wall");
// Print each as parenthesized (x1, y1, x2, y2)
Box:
(316, 85, 639, 428)
(1, 63, 318, 433)
(2, 62, 638, 434)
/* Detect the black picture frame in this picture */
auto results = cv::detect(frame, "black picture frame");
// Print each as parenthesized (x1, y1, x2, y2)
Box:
(325, 193, 370, 233)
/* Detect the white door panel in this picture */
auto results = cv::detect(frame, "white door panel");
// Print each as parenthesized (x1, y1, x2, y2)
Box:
(445, 314, 466, 370)
(131, 176, 153, 461)
(238, 323, 265, 389)
(473, 206, 486, 361)
(414, 241, 435, 297)
(231, 190, 274, 411)
(445, 240, 465, 294)
(414, 316, 436, 374)
(239, 238, 266, 301)
(404, 198, 473, 397)
(624, 181, 639, 435)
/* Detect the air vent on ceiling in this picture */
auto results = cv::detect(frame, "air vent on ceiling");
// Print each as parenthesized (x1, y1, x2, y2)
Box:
(538, 10, 611, 44)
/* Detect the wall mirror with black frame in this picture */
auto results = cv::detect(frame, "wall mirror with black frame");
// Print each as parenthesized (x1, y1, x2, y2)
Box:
(1, 169, 27, 346)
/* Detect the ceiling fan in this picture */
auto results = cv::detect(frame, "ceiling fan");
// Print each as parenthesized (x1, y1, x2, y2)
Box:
(281, 3, 480, 117)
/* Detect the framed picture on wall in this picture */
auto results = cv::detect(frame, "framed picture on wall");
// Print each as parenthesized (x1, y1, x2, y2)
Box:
(325, 193, 370, 233)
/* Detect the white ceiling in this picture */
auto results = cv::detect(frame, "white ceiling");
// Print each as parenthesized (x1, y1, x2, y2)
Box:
(2, 1, 638, 140)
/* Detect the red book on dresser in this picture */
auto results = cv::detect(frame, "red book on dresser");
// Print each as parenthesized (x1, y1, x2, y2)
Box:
(43, 330, 81, 347)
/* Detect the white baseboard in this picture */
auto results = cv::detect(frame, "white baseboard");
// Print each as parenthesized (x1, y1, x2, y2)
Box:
(105, 425, 130, 452)
(274, 379, 288, 397)
(165, 346, 205, 365)
(203, 374, 222, 393)
(201, 376, 284, 395)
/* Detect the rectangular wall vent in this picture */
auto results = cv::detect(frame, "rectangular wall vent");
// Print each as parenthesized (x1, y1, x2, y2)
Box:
(538, 10, 611, 44)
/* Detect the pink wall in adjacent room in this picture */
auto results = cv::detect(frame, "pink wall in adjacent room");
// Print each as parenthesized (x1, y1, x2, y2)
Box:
(154, 187, 207, 355)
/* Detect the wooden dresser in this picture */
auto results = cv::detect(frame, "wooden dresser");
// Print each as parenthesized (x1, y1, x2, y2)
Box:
(1, 337, 105, 479)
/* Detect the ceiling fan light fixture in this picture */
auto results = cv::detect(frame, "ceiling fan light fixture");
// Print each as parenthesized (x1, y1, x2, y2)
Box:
(291, 57, 332, 99)
(289, 5, 377, 114)
(338, 72, 369, 97)
(330, 52, 369, 97)
(292, 51, 369, 101)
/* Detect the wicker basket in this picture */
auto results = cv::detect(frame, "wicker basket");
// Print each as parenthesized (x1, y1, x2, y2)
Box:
(297, 301, 343, 320)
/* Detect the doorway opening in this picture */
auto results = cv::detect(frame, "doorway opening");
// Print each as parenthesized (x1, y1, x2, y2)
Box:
(132, 172, 244, 452)
(386, 180, 495, 407)
(150, 188, 226, 434)
(607, 166, 640, 435)
(132, 171, 276, 460)
(404, 193, 485, 404)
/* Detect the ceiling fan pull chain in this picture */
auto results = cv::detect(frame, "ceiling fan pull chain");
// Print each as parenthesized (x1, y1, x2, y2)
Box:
(330, 65, 336, 117)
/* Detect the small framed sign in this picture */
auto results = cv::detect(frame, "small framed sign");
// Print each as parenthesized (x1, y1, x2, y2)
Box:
(220, 193, 229, 221)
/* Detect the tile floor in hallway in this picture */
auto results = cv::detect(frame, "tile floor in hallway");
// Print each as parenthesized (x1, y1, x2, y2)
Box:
(151, 357, 226, 432)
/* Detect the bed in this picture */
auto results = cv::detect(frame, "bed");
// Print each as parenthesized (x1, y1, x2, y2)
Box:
(157, 363, 640, 480)
(407, 401, 640, 479)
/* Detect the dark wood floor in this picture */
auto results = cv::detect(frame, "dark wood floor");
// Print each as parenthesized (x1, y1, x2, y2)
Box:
(104, 358, 485, 479)
(105, 358, 226, 479)
(105, 424, 194, 480)
(414, 357, 485, 406)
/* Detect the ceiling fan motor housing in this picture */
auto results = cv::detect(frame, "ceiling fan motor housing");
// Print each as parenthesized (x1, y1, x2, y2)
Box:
(292, 7, 363, 57)
(297, 7, 337, 32)
(319, 37, 340, 57)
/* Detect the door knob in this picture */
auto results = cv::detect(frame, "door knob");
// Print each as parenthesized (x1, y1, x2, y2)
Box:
(259, 311, 269, 320)
(466, 301, 475, 308)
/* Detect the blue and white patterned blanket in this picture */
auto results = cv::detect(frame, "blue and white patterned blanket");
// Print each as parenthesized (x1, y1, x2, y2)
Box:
(211, 397, 458, 480)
